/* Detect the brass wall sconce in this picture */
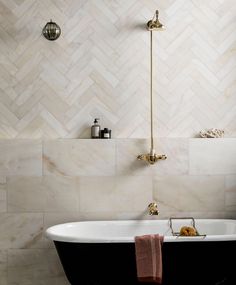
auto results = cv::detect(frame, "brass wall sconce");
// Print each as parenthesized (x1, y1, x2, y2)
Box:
(42, 20, 61, 41)
(137, 10, 167, 165)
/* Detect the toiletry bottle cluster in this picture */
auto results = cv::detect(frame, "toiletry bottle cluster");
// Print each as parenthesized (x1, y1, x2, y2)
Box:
(91, 118, 111, 139)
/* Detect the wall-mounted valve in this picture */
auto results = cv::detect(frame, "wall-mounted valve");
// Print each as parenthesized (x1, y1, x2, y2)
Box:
(137, 152, 167, 165)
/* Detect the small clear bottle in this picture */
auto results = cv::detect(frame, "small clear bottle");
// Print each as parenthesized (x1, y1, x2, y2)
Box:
(91, 118, 100, 139)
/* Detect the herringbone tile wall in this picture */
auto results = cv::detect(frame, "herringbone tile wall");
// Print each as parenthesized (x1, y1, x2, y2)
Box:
(0, 0, 235, 138)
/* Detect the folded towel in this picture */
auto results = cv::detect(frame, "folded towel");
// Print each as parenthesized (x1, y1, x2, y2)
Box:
(135, 234, 164, 284)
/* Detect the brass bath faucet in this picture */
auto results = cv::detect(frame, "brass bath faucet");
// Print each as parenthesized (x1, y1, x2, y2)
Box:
(148, 202, 159, 215)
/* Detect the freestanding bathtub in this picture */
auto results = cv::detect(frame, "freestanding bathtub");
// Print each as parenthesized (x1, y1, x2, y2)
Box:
(46, 219, 236, 285)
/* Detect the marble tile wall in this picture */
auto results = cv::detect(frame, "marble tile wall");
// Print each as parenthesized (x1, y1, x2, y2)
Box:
(0, 138, 236, 284)
(0, 1, 235, 283)
(0, 0, 236, 138)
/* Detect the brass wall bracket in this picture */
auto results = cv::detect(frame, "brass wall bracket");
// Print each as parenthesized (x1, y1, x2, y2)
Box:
(147, 10, 165, 31)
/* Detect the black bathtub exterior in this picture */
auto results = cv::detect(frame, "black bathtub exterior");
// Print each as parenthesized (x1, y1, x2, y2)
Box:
(54, 240, 236, 285)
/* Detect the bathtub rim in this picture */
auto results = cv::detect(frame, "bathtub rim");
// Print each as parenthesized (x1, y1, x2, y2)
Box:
(45, 219, 236, 243)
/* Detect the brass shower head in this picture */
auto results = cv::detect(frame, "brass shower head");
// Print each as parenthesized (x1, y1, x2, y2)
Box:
(147, 10, 165, 31)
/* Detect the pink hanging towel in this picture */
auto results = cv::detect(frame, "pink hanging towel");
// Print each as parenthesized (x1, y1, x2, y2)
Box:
(135, 234, 164, 284)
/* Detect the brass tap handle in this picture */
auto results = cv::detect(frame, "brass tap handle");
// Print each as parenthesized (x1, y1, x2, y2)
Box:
(148, 202, 159, 215)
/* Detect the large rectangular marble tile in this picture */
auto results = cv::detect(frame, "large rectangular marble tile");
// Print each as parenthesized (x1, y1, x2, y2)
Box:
(79, 176, 152, 212)
(8, 249, 69, 285)
(61, 210, 227, 220)
(78, 211, 153, 220)
(0, 177, 6, 213)
(7, 176, 79, 212)
(43, 176, 79, 212)
(0, 140, 42, 176)
(43, 139, 116, 176)
(189, 139, 236, 175)
(7, 177, 44, 213)
(0, 213, 43, 249)
(221, 212, 236, 219)
(157, 211, 228, 219)
(0, 250, 7, 285)
(116, 138, 188, 176)
(153, 175, 225, 213)
(225, 175, 236, 211)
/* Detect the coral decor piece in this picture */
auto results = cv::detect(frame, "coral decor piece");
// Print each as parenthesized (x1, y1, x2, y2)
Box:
(199, 128, 224, 138)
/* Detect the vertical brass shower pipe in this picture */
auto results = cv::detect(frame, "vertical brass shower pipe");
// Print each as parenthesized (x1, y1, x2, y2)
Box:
(150, 30, 154, 154)
(137, 10, 167, 165)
